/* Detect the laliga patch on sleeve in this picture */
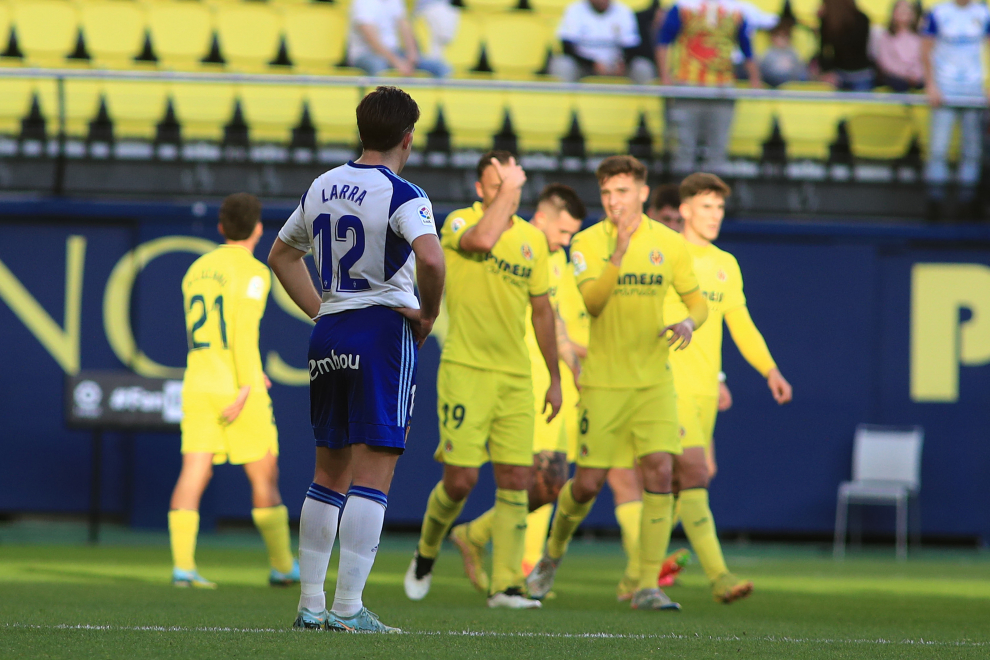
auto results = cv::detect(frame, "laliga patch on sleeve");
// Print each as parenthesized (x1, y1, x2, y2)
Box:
(450, 217, 465, 233)
(418, 205, 433, 225)
(246, 275, 266, 300)
(571, 251, 587, 276)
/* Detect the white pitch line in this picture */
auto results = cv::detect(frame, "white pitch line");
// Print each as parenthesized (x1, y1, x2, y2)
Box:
(4, 623, 988, 648)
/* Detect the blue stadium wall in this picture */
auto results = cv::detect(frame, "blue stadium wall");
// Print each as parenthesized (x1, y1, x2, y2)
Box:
(2, 198, 990, 543)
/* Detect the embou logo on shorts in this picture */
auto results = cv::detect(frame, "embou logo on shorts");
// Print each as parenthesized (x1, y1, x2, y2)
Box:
(309, 351, 361, 380)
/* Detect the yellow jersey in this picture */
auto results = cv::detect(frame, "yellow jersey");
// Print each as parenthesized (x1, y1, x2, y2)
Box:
(525, 249, 567, 377)
(665, 241, 775, 396)
(182, 245, 271, 395)
(440, 202, 550, 377)
(571, 216, 699, 389)
(557, 257, 590, 350)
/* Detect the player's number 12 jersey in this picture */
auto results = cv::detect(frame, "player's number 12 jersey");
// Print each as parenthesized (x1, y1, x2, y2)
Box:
(278, 161, 438, 317)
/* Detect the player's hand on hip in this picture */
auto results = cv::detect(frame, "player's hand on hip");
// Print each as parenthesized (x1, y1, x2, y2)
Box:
(220, 386, 251, 425)
(491, 156, 527, 192)
(767, 368, 792, 405)
(543, 378, 563, 423)
(717, 381, 732, 411)
(413, 317, 435, 348)
(661, 319, 694, 351)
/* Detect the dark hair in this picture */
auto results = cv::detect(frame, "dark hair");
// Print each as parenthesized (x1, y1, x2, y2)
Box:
(356, 86, 420, 152)
(219, 193, 262, 240)
(679, 172, 731, 200)
(887, 0, 919, 34)
(476, 149, 515, 181)
(595, 155, 648, 185)
(537, 183, 587, 221)
(649, 183, 680, 211)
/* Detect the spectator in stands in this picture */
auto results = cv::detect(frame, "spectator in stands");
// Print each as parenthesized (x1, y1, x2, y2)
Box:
(734, 1, 781, 81)
(647, 183, 683, 231)
(870, 0, 924, 91)
(629, 0, 664, 66)
(814, 0, 873, 90)
(550, 0, 656, 84)
(347, 0, 450, 77)
(657, 0, 761, 175)
(921, 0, 990, 219)
(760, 18, 809, 87)
(415, 0, 460, 68)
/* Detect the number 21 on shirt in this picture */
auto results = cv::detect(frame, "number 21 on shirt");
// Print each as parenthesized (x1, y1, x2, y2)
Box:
(313, 213, 371, 293)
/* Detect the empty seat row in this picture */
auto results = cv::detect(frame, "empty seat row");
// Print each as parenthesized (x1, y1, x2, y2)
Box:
(0, 78, 665, 152)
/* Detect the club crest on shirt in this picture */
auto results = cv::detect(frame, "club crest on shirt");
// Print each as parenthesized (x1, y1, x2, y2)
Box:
(572, 251, 587, 275)
(444, 440, 454, 453)
(649, 249, 664, 266)
(450, 217, 465, 233)
(521, 243, 533, 260)
(717, 268, 727, 282)
(418, 205, 433, 225)
(679, 426, 686, 438)
(580, 444, 589, 458)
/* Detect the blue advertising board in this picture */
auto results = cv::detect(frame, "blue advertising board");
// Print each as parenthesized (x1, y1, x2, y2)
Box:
(2, 199, 989, 542)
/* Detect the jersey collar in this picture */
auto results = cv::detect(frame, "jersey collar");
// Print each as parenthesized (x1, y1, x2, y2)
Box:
(603, 214, 652, 238)
(347, 160, 393, 173)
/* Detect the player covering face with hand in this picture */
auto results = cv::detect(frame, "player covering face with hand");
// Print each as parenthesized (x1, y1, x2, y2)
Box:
(526, 155, 708, 611)
(404, 151, 562, 610)
(448, 184, 586, 591)
(268, 86, 445, 633)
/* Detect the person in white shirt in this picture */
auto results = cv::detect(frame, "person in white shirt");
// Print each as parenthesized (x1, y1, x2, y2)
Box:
(415, 0, 460, 65)
(550, 0, 656, 84)
(920, 0, 990, 219)
(348, 0, 450, 77)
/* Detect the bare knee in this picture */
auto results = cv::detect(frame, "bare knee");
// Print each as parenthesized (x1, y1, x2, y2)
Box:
(639, 453, 673, 493)
(607, 467, 642, 505)
(494, 463, 533, 492)
(572, 468, 607, 503)
(530, 452, 567, 508)
(442, 466, 478, 501)
(675, 448, 710, 490)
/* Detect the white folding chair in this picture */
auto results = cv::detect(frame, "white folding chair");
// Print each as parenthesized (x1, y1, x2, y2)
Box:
(834, 424, 924, 560)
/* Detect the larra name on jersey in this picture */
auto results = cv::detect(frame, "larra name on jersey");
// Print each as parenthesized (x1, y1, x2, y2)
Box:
(309, 351, 361, 380)
(321, 184, 367, 206)
(618, 273, 664, 286)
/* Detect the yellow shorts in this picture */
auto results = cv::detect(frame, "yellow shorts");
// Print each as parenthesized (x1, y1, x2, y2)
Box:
(181, 390, 278, 465)
(575, 381, 681, 469)
(561, 370, 581, 462)
(677, 393, 719, 450)
(531, 358, 574, 455)
(435, 361, 534, 468)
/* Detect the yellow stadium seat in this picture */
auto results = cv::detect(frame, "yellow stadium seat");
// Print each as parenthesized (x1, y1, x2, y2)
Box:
(859, 0, 889, 26)
(728, 99, 775, 158)
(284, 5, 347, 73)
(11, 0, 79, 66)
(574, 92, 644, 153)
(399, 86, 440, 147)
(79, 1, 145, 69)
(0, 78, 39, 135)
(775, 100, 846, 159)
(529, 0, 571, 13)
(847, 112, 915, 160)
(170, 82, 237, 141)
(506, 90, 572, 152)
(62, 79, 104, 138)
(305, 85, 361, 145)
(462, 0, 520, 11)
(745, 0, 784, 16)
(789, 0, 820, 26)
(238, 84, 304, 144)
(777, 81, 837, 92)
(415, 12, 482, 75)
(484, 13, 550, 79)
(912, 104, 960, 161)
(440, 88, 507, 150)
(215, 4, 282, 72)
(102, 80, 169, 140)
(147, 2, 214, 71)
(0, 3, 11, 55)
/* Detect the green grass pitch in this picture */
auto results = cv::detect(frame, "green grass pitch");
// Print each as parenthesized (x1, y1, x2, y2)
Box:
(2, 528, 990, 659)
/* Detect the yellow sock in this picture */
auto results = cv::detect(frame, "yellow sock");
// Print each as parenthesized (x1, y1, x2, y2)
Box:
(490, 488, 528, 594)
(679, 488, 728, 582)
(417, 481, 465, 559)
(615, 500, 642, 583)
(168, 509, 199, 572)
(523, 504, 554, 569)
(638, 492, 674, 591)
(672, 496, 681, 529)
(466, 507, 495, 547)
(546, 480, 595, 560)
(251, 505, 294, 574)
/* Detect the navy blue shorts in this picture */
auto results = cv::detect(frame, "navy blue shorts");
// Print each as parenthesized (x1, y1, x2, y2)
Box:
(308, 306, 417, 451)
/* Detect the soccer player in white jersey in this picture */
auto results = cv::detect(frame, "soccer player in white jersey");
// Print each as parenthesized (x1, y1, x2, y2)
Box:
(268, 86, 445, 633)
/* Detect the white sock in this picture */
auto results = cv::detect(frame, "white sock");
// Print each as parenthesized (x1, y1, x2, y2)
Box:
(297, 483, 345, 613)
(331, 486, 388, 618)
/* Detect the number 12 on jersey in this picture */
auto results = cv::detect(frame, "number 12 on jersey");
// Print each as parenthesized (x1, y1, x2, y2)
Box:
(313, 213, 371, 293)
